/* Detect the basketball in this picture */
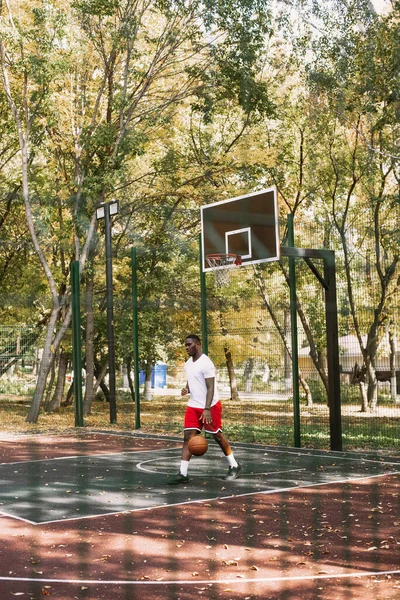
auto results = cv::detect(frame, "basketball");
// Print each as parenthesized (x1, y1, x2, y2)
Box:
(188, 435, 208, 456)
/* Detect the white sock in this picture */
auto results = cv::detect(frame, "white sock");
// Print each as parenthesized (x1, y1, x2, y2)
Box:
(226, 453, 238, 468)
(180, 460, 190, 476)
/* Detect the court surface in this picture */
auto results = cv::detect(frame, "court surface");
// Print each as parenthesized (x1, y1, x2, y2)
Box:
(0, 431, 399, 599)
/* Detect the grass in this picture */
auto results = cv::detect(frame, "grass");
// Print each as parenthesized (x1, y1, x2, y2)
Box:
(0, 392, 399, 454)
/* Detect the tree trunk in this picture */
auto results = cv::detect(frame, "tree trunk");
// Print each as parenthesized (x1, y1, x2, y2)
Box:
(389, 329, 398, 403)
(46, 351, 70, 412)
(62, 382, 74, 406)
(224, 347, 239, 400)
(83, 267, 95, 416)
(126, 354, 136, 402)
(300, 374, 313, 407)
(359, 381, 368, 413)
(367, 362, 378, 411)
(44, 350, 57, 411)
(99, 378, 110, 402)
(26, 307, 60, 422)
(284, 310, 291, 391)
(144, 359, 153, 400)
(94, 360, 109, 397)
(1, 54, 66, 423)
(244, 358, 254, 393)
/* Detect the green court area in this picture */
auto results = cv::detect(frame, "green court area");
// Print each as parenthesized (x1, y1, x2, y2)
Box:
(1, 437, 399, 524)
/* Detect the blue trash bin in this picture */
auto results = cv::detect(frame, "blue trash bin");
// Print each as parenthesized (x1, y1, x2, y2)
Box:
(139, 363, 167, 388)
(152, 363, 167, 388)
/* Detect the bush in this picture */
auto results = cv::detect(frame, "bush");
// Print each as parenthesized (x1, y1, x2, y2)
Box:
(0, 376, 35, 396)
(304, 378, 327, 404)
(340, 383, 362, 404)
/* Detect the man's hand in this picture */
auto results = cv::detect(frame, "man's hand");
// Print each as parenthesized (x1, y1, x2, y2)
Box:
(181, 386, 189, 396)
(201, 408, 212, 424)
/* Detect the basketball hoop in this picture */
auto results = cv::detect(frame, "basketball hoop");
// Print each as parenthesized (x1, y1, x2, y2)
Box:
(205, 253, 242, 286)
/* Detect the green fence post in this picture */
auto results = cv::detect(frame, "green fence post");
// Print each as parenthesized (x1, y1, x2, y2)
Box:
(71, 261, 83, 427)
(324, 252, 342, 451)
(287, 215, 301, 448)
(131, 247, 141, 429)
(104, 204, 117, 424)
(199, 234, 208, 354)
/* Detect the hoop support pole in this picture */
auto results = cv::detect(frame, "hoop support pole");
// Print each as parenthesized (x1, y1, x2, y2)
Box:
(199, 234, 208, 354)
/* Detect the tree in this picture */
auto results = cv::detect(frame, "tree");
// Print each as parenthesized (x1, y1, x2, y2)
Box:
(0, 0, 275, 421)
(305, 0, 400, 410)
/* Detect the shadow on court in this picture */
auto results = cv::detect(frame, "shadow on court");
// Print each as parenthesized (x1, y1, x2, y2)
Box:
(1, 438, 399, 524)
(0, 432, 399, 600)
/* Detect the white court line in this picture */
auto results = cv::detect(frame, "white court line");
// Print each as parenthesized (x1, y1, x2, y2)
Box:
(0, 510, 37, 525)
(98, 431, 400, 466)
(3, 428, 399, 467)
(136, 456, 306, 476)
(18, 468, 400, 526)
(1, 434, 398, 467)
(264, 447, 400, 466)
(0, 447, 180, 467)
(0, 569, 399, 586)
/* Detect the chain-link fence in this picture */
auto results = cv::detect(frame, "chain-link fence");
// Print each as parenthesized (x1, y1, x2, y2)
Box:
(0, 326, 42, 395)
(1, 227, 399, 454)
(199, 225, 400, 453)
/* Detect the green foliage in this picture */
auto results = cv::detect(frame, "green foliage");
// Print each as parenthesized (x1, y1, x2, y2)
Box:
(0, 377, 35, 396)
(188, 0, 276, 119)
(304, 378, 327, 404)
(307, 0, 400, 130)
(71, 0, 120, 17)
(0, 0, 399, 429)
(340, 382, 361, 404)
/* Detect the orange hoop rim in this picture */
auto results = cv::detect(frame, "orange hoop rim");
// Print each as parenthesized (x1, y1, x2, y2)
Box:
(205, 253, 242, 266)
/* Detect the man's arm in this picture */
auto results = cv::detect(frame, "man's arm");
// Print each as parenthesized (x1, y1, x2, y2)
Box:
(201, 377, 214, 423)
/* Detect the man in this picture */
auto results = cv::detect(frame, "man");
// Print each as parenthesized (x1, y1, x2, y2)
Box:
(168, 334, 241, 484)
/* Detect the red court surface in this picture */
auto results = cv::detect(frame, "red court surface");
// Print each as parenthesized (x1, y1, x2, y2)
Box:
(0, 431, 399, 599)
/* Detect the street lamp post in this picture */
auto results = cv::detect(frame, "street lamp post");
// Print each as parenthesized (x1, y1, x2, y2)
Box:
(96, 200, 119, 424)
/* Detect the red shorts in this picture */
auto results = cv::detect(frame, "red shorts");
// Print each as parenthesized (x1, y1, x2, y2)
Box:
(184, 401, 223, 434)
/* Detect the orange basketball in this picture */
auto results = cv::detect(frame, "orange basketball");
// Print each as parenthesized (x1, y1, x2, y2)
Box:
(188, 435, 208, 456)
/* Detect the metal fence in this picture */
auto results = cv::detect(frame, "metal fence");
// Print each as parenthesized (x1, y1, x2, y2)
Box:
(0, 326, 41, 395)
(200, 250, 400, 453)
(1, 232, 399, 455)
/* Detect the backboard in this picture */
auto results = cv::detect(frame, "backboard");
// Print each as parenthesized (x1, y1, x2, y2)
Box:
(200, 187, 279, 272)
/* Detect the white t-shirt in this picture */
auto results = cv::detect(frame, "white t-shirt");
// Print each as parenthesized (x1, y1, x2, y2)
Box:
(184, 354, 219, 409)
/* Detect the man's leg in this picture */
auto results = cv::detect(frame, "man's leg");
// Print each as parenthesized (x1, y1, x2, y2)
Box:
(182, 429, 198, 458)
(212, 431, 241, 480)
(168, 407, 201, 484)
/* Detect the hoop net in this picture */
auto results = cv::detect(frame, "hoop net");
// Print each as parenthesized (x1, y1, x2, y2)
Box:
(205, 253, 242, 286)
